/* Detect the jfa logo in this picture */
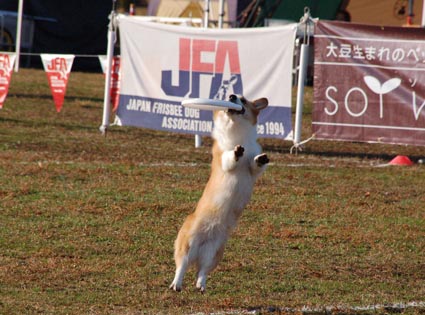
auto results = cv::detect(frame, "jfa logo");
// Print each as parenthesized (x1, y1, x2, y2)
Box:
(161, 38, 243, 99)
(47, 57, 68, 79)
(0, 54, 13, 74)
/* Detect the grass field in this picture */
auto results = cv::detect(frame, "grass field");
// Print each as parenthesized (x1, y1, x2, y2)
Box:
(1, 69, 424, 315)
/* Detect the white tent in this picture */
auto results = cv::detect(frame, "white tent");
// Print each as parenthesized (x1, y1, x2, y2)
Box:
(147, 0, 238, 27)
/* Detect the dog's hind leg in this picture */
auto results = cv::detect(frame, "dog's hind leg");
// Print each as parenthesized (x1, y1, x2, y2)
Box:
(170, 235, 190, 292)
(170, 254, 189, 292)
(170, 214, 196, 292)
(196, 241, 225, 293)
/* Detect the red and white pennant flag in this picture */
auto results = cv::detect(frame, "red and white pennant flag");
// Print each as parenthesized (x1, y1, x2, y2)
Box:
(41, 54, 75, 112)
(98, 55, 121, 111)
(0, 53, 16, 109)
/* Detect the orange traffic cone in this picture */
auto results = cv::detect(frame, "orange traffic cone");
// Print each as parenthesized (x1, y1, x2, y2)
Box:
(389, 155, 413, 166)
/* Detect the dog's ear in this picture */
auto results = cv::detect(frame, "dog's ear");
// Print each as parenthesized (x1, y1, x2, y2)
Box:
(253, 98, 268, 111)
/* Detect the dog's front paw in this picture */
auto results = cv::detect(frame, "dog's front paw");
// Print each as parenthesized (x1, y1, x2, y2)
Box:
(234, 145, 244, 161)
(255, 153, 269, 167)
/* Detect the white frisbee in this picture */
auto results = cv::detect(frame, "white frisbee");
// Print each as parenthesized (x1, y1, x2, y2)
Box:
(181, 98, 242, 111)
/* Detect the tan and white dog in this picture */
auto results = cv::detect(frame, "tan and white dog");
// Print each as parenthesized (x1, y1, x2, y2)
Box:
(170, 94, 269, 293)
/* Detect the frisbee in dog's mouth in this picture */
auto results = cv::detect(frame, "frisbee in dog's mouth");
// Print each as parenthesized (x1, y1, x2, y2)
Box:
(181, 98, 243, 112)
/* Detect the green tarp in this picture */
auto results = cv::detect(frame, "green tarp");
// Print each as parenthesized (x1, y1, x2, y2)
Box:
(273, 0, 344, 21)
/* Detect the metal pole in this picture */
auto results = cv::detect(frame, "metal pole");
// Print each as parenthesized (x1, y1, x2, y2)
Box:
(14, 0, 24, 72)
(100, 3, 117, 135)
(194, 0, 211, 148)
(407, 0, 414, 25)
(203, 0, 210, 28)
(422, 0, 425, 26)
(293, 7, 312, 152)
(293, 43, 309, 149)
(218, 0, 225, 28)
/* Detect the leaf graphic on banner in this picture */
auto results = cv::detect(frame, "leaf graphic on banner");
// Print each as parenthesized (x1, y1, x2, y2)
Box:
(363, 76, 401, 119)
(381, 78, 401, 94)
(364, 76, 401, 95)
(364, 76, 382, 94)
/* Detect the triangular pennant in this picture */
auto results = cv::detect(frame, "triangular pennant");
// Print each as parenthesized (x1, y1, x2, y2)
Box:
(98, 55, 121, 111)
(0, 53, 16, 109)
(40, 54, 75, 112)
(98, 55, 107, 73)
(110, 56, 121, 111)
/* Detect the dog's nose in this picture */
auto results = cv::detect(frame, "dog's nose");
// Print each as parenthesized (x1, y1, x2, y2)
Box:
(229, 94, 237, 103)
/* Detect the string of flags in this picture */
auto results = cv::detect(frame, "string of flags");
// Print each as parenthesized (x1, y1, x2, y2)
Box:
(0, 52, 121, 112)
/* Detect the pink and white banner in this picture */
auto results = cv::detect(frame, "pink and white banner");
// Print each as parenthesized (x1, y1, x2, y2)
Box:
(41, 54, 75, 112)
(116, 17, 296, 139)
(0, 53, 16, 109)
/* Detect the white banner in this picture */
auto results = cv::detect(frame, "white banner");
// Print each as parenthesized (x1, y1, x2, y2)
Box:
(116, 16, 296, 138)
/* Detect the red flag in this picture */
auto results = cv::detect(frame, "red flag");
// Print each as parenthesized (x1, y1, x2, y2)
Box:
(98, 55, 121, 111)
(110, 56, 121, 111)
(0, 53, 16, 109)
(41, 54, 75, 112)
